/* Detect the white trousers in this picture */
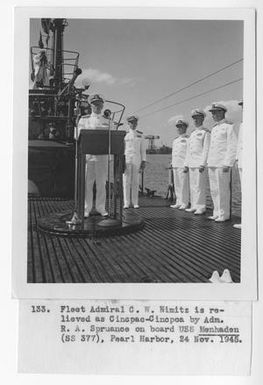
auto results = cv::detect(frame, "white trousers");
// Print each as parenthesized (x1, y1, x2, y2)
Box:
(123, 163, 140, 206)
(85, 156, 107, 213)
(189, 168, 207, 210)
(208, 167, 231, 219)
(173, 168, 189, 206)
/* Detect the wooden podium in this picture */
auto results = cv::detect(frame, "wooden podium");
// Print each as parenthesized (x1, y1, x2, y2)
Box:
(77, 129, 126, 223)
(37, 128, 144, 237)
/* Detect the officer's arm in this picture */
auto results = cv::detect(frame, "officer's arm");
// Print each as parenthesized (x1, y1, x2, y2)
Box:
(140, 137, 147, 170)
(183, 138, 190, 173)
(200, 131, 211, 169)
(123, 135, 128, 171)
(236, 123, 242, 163)
(171, 140, 176, 168)
(223, 124, 237, 171)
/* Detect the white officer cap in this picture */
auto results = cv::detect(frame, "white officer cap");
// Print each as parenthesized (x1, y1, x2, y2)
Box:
(191, 108, 206, 118)
(175, 118, 189, 128)
(127, 115, 139, 123)
(89, 94, 105, 104)
(209, 102, 227, 112)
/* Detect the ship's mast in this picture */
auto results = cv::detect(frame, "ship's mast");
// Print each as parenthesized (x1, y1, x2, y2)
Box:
(40, 18, 67, 91)
(52, 19, 66, 91)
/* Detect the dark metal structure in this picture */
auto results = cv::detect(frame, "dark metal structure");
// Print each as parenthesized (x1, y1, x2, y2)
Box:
(28, 19, 126, 199)
(29, 19, 83, 197)
(29, 19, 81, 139)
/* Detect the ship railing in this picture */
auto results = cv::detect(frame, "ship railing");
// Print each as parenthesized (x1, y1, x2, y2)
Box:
(30, 46, 80, 86)
(104, 100, 126, 129)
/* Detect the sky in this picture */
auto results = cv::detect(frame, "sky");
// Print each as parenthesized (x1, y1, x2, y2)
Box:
(30, 18, 243, 145)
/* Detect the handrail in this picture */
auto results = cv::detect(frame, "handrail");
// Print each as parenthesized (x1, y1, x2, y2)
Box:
(31, 46, 79, 55)
(105, 100, 125, 129)
(30, 46, 79, 80)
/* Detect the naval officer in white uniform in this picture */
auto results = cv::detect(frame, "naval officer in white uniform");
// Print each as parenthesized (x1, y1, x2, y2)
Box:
(207, 102, 237, 222)
(170, 118, 190, 210)
(233, 100, 243, 229)
(77, 94, 110, 217)
(184, 109, 210, 215)
(123, 115, 146, 209)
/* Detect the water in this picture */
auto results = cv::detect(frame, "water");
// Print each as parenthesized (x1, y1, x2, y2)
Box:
(142, 154, 241, 217)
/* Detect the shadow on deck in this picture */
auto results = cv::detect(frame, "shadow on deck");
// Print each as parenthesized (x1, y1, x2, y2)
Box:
(28, 196, 241, 284)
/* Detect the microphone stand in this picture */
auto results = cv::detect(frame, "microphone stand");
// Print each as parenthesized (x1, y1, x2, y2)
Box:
(98, 116, 121, 228)
(66, 85, 91, 226)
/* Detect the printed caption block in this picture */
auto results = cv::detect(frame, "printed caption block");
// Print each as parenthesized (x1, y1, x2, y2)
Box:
(18, 300, 251, 374)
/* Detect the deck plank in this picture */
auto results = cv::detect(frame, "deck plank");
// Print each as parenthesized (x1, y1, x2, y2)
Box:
(139, 205, 240, 281)
(28, 196, 241, 283)
(35, 200, 57, 283)
(144, 216, 240, 273)
(93, 238, 139, 282)
(122, 230, 199, 282)
(37, 200, 66, 283)
(111, 232, 189, 283)
(31, 200, 47, 283)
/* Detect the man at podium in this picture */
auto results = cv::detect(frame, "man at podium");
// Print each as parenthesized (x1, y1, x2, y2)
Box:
(77, 94, 110, 217)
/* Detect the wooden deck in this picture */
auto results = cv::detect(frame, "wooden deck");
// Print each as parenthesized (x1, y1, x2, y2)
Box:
(28, 196, 241, 283)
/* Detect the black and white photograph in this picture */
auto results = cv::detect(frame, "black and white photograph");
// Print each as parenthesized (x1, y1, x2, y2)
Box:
(2, 0, 263, 382)
(12, 7, 256, 299)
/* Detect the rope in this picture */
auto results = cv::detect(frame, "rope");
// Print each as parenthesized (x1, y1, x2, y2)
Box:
(140, 78, 243, 119)
(133, 58, 243, 114)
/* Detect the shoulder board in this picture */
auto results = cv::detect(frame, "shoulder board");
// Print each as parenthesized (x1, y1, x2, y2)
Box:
(202, 127, 210, 132)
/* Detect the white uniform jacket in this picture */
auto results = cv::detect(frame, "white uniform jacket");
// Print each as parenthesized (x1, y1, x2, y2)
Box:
(236, 122, 243, 169)
(172, 135, 188, 168)
(77, 113, 112, 161)
(124, 129, 147, 168)
(207, 119, 237, 167)
(185, 127, 210, 168)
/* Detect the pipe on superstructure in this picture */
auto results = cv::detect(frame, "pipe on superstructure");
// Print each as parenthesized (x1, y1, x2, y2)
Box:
(52, 19, 66, 91)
